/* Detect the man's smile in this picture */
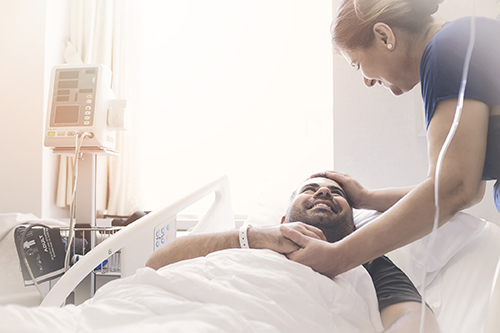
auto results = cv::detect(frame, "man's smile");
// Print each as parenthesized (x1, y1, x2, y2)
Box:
(307, 200, 338, 213)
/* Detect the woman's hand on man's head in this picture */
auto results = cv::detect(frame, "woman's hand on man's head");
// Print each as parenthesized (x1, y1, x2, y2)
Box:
(311, 171, 369, 209)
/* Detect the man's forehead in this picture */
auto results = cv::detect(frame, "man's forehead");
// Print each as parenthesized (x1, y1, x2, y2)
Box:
(301, 177, 342, 189)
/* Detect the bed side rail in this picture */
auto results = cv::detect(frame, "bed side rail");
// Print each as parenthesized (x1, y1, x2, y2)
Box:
(41, 175, 234, 307)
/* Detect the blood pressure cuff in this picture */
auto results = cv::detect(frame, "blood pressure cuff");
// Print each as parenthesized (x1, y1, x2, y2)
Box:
(14, 225, 66, 286)
(363, 255, 424, 311)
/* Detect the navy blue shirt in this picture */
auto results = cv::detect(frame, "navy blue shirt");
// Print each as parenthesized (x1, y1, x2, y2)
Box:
(420, 17, 500, 211)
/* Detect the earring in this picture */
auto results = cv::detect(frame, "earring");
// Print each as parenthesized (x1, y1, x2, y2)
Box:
(387, 43, 393, 50)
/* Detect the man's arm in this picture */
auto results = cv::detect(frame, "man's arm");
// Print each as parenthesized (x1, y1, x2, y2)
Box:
(362, 256, 440, 333)
(381, 301, 439, 333)
(145, 230, 241, 269)
(146, 223, 325, 270)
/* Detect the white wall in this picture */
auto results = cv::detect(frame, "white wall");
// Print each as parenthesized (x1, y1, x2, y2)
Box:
(0, 1, 332, 221)
(43, 0, 71, 219)
(138, 1, 334, 216)
(1, 0, 496, 223)
(0, 0, 69, 218)
(332, 0, 500, 224)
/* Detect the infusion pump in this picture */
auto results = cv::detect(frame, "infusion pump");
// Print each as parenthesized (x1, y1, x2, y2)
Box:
(44, 64, 126, 151)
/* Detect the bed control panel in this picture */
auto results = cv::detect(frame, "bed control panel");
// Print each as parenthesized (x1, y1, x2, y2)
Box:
(154, 218, 176, 251)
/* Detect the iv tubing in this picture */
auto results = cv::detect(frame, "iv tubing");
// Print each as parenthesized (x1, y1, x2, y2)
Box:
(64, 132, 90, 273)
(418, 8, 476, 333)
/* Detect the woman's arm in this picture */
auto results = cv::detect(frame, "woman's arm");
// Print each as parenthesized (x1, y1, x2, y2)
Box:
(284, 98, 490, 277)
(426, 98, 489, 211)
(312, 171, 415, 212)
(363, 186, 416, 212)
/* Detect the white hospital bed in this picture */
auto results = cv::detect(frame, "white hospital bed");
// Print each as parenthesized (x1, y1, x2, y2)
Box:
(1, 175, 499, 332)
(42, 175, 235, 307)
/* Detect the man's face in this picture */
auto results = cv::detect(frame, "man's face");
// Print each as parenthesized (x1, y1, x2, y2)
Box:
(284, 177, 355, 243)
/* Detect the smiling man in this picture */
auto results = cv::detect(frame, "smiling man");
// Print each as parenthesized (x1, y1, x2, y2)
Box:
(282, 177, 355, 244)
(146, 176, 439, 332)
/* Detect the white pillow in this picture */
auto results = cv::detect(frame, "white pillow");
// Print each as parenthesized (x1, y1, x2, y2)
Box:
(353, 209, 381, 229)
(353, 209, 487, 288)
(244, 185, 291, 227)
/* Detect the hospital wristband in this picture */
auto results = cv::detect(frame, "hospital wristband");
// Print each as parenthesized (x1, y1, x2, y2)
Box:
(239, 224, 252, 249)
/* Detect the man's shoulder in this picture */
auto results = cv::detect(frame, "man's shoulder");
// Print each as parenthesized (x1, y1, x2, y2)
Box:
(362, 255, 393, 271)
(362, 256, 422, 311)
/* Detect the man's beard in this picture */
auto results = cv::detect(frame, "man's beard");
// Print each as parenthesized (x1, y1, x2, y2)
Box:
(286, 205, 355, 243)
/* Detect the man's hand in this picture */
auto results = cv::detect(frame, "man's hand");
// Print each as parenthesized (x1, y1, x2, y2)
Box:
(280, 224, 346, 278)
(249, 222, 326, 254)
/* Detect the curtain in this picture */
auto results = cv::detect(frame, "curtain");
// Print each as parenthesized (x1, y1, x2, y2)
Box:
(56, 0, 141, 216)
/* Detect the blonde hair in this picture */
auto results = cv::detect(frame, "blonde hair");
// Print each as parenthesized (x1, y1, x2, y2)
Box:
(332, 0, 443, 52)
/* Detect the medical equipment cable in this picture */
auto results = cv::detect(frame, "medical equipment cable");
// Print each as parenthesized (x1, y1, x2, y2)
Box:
(418, 4, 476, 333)
(18, 130, 88, 299)
(63, 132, 90, 273)
(19, 223, 51, 298)
(19, 130, 88, 299)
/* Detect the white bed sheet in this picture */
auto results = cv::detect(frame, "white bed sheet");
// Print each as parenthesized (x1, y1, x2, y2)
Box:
(249, 199, 500, 333)
(0, 249, 384, 333)
(423, 222, 500, 333)
(2, 203, 499, 333)
(356, 210, 500, 333)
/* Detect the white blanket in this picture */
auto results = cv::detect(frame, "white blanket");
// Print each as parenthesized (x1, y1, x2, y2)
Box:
(0, 249, 384, 333)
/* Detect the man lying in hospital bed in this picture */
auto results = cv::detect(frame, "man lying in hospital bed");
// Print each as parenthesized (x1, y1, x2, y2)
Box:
(146, 175, 439, 333)
(0, 176, 439, 333)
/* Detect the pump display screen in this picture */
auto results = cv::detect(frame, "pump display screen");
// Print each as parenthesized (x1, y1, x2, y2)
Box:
(49, 67, 97, 128)
(54, 105, 79, 124)
(44, 65, 121, 149)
